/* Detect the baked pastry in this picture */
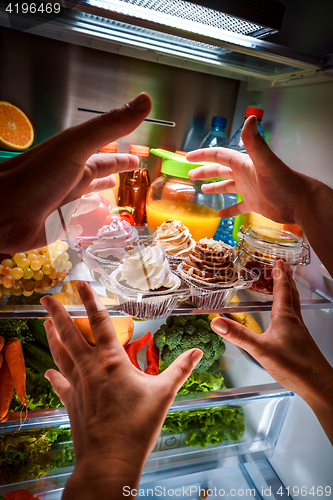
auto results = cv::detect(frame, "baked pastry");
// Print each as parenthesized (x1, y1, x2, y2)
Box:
(88, 219, 138, 261)
(110, 244, 181, 319)
(182, 238, 237, 284)
(155, 219, 195, 258)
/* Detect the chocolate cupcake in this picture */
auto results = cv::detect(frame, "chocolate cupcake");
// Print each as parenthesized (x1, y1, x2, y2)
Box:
(182, 238, 237, 284)
(179, 238, 238, 309)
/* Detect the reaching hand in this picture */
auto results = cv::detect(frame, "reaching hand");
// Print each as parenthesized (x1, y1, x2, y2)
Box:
(40, 284, 202, 499)
(187, 115, 307, 224)
(1, 93, 152, 253)
(210, 260, 333, 444)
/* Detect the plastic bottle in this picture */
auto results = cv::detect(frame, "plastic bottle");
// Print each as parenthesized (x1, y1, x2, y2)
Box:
(200, 116, 228, 148)
(228, 107, 265, 153)
(127, 145, 150, 226)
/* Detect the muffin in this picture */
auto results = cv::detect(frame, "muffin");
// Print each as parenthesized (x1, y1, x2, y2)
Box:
(180, 238, 238, 308)
(154, 219, 195, 263)
(111, 244, 181, 319)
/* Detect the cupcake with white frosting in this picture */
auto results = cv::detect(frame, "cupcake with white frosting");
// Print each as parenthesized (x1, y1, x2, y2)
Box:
(155, 219, 195, 259)
(110, 244, 181, 319)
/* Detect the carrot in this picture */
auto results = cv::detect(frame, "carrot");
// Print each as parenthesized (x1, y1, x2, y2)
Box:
(3, 338, 27, 405)
(0, 335, 5, 351)
(0, 357, 14, 420)
(0, 351, 3, 371)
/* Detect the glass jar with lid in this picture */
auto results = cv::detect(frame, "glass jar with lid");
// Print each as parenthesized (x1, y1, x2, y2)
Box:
(236, 226, 310, 295)
(146, 149, 222, 241)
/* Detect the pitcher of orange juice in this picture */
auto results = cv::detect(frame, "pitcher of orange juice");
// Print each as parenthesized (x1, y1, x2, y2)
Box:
(147, 149, 222, 241)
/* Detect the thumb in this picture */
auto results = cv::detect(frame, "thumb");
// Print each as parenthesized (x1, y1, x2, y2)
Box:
(60, 92, 152, 165)
(158, 349, 203, 394)
(241, 115, 289, 175)
(211, 317, 263, 358)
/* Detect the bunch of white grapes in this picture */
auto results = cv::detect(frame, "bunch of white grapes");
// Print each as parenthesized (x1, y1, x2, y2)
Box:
(0, 240, 72, 302)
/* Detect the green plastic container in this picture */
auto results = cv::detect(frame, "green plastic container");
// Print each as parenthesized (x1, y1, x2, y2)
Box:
(0, 150, 23, 163)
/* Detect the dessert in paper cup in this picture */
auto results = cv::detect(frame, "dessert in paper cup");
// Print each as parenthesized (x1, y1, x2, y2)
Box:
(109, 244, 181, 319)
(178, 238, 240, 309)
(154, 219, 196, 270)
(86, 219, 138, 280)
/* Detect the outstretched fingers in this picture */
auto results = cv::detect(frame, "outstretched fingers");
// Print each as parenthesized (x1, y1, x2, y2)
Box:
(242, 116, 289, 178)
(157, 349, 203, 396)
(270, 261, 294, 318)
(76, 281, 127, 355)
(211, 317, 263, 359)
(44, 368, 71, 407)
(201, 179, 236, 194)
(40, 296, 92, 365)
(44, 318, 76, 380)
(67, 93, 152, 165)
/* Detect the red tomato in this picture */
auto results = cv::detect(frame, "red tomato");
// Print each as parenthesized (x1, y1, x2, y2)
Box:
(71, 194, 109, 237)
(105, 206, 135, 226)
(4, 490, 34, 500)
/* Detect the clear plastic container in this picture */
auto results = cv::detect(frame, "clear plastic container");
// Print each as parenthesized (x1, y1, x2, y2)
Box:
(236, 226, 310, 295)
(147, 149, 222, 241)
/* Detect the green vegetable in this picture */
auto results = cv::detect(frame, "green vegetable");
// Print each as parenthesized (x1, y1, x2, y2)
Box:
(154, 315, 226, 373)
(26, 319, 49, 349)
(0, 431, 52, 485)
(0, 426, 75, 486)
(162, 406, 245, 448)
(0, 319, 32, 344)
(23, 342, 58, 374)
(10, 368, 63, 412)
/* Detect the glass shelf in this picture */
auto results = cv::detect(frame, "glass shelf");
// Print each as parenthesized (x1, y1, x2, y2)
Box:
(0, 278, 331, 318)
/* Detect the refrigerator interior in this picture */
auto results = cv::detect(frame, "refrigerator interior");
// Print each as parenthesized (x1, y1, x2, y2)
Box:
(0, 13, 333, 499)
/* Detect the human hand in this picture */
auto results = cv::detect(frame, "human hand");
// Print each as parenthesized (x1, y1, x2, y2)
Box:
(1, 93, 152, 254)
(40, 284, 202, 499)
(187, 116, 308, 224)
(210, 261, 333, 443)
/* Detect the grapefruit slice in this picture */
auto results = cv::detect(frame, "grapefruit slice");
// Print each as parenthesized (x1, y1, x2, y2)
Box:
(0, 101, 34, 151)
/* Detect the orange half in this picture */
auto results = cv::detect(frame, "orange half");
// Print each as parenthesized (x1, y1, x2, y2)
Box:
(0, 101, 34, 151)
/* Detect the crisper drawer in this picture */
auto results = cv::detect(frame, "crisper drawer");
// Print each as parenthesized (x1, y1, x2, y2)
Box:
(0, 383, 292, 497)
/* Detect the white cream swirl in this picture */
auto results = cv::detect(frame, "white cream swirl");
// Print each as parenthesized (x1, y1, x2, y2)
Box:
(89, 219, 138, 260)
(155, 219, 196, 257)
(117, 244, 178, 291)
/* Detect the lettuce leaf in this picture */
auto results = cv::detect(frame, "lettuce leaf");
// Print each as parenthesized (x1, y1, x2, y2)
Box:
(162, 406, 245, 449)
(9, 368, 63, 413)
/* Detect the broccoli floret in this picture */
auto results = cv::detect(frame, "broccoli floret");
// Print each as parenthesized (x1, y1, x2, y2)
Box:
(194, 319, 210, 332)
(184, 324, 196, 336)
(165, 326, 184, 350)
(166, 316, 174, 328)
(196, 329, 212, 344)
(173, 316, 188, 327)
(207, 359, 220, 373)
(154, 327, 167, 351)
(182, 334, 196, 351)
(157, 315, 226, 373)
(161, 346, 178, 366)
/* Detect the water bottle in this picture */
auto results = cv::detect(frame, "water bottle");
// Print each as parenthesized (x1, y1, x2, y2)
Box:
(228, 107, 265, 153)
(199, 117, 236, 246)
(200, 116, 228, 148)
